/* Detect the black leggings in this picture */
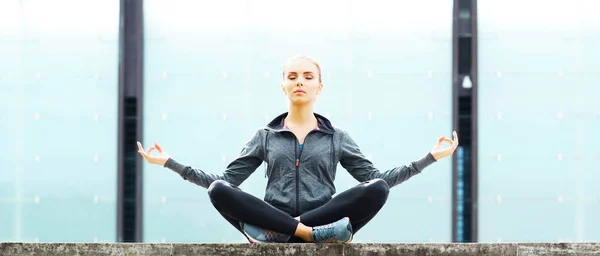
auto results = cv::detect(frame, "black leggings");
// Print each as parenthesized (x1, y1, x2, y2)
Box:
(207, 178, 390, 243)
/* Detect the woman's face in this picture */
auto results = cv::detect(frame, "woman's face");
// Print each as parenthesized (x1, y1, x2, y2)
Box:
(281, 58, 322, 105)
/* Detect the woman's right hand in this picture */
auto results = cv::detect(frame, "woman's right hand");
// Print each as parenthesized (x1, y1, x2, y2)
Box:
(137, 141, 170, 166)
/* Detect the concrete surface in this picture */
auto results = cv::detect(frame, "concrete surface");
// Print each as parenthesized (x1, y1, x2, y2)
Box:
(1, 242, 600, 256)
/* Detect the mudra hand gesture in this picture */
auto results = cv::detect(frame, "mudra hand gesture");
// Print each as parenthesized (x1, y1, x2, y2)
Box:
(430, 131, 459, 160)
(137, 141, 170, 166)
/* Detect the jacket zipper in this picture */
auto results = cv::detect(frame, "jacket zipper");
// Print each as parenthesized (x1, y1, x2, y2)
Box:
(294, 131, 312, 216)
(295, 140, 300, 216)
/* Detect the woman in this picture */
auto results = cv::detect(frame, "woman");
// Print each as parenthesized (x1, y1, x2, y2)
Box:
(137, 55, 458, 244)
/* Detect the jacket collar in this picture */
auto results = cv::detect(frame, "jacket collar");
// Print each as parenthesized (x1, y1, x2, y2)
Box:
(266, 112, 335, 134)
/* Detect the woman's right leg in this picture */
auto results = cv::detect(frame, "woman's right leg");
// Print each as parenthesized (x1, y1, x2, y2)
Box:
(208, 180, 298, 234)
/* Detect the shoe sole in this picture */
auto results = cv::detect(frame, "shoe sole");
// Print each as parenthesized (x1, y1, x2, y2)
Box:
(240, 222, 262, 244)
(244, 231, 262, 244)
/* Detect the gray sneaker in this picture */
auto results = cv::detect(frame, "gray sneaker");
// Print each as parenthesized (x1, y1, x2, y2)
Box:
(310, 217, 353, 243)
(241, 222, 291, 244)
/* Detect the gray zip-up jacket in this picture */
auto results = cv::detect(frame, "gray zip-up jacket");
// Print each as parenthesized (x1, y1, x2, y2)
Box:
(164, 112, 437, 216)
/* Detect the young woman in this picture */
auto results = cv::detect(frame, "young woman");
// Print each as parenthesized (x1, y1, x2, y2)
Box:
(137, 55, 458, 244)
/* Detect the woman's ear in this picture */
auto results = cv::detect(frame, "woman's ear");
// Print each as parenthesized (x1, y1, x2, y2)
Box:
(281, 84, 287, 95)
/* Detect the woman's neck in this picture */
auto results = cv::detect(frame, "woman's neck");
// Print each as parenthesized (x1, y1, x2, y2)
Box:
(285, 103, 317, 127)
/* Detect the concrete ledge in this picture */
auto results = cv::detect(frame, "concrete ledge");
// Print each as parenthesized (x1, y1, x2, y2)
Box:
(2, 242, 600, 256)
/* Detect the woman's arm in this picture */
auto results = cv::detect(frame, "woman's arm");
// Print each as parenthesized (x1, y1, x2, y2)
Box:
(145, 129, 266, 189)
(338, 130, 442, 188)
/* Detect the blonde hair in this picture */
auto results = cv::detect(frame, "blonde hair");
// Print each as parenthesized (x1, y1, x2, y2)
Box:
(282, 55, 322, 83)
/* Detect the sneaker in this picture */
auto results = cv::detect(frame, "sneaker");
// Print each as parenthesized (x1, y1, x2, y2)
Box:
(241, 222, 291, 244)
(310, 217, 353, 243)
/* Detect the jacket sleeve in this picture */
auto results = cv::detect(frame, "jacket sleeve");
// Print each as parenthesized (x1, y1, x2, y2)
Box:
(163, 129, 265, 189)
(339, 130, 437, 188)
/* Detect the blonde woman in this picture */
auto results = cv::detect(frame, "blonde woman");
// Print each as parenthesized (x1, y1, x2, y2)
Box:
(138, 56, 458, 243)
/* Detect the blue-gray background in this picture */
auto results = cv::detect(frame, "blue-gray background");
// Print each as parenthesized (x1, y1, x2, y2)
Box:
(0, 0, 598, 243)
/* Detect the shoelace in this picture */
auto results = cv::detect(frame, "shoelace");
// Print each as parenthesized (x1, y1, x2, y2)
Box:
(312, 224, 337, 242)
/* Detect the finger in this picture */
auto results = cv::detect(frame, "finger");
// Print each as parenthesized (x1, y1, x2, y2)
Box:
(146, 146, 156, 155)
(451, 138, 459, 151)
(436, 136, 444, 145)
(452, 139, 459, 149)
(137, 150, 149, 161)
(137, 141, 144, 151)
(154, 142, 163, 153)
(453, 131, 458, 143)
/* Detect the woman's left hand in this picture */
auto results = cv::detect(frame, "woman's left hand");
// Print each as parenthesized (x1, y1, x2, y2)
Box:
(430, 131, 459, 160)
